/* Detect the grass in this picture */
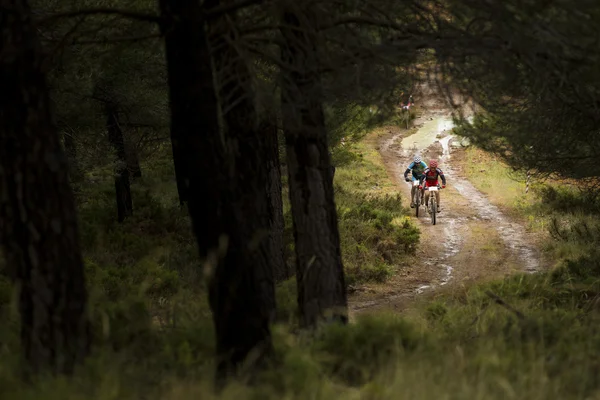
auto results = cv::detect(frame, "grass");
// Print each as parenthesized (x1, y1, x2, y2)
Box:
(456, 145, 600, 263)
(7, 261, 600, 400)
(4, 135, 600, 399)
(333, 132, 420, 285)
(460, 146, 538, 218)
(0, 129, 421, 397)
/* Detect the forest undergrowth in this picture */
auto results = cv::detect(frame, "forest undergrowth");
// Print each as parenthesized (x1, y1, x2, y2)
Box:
(2, 134, 600, 399)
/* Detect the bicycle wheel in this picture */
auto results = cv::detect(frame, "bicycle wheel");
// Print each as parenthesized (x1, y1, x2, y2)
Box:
(431, 196, 437, 225)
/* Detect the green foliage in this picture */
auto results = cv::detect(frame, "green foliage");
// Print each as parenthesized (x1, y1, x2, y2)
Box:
(312, 313, 425, 384)
(8, 255, 600, 399)
(326, 103, 389, 152)
(444, 0, 600, 179)
(333, 139, 420, 286)
(280, 133, 420, 287)
(14, 0, 600, 395)
(338, 192, 420, 285)
(538, 185, 600, 215)
(275, 278, 298, 323)
(425, 301, 448, 322)
(6, 134, 600, 399)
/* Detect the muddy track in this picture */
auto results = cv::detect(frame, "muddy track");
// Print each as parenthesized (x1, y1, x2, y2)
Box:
(349, 89, 542, 317)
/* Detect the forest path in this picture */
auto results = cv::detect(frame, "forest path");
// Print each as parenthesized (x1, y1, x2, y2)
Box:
(348, 85, 541, 316)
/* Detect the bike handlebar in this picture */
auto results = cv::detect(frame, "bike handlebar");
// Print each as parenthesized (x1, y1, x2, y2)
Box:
(419, 184, 446, 189)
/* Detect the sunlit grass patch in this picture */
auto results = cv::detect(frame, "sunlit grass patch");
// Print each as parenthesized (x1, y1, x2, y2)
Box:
(333, 132, 420, 285)
(462, 146, 535, 214)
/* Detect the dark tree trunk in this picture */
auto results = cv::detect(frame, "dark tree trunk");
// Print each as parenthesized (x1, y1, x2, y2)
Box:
(159, 0, 223, 258)
(161, 0, 276, 385)
(0, 0, 90, 375)
(208, 0, 277, 382)
(62, 129, 83, 183)
(157, 17, 190, 206)
(262, 118, 289, 282)
(171, 141, 188, 205)
(105, 103, 133, 223)
(279, 7, 348, 327)
(124, 136, 142, 179)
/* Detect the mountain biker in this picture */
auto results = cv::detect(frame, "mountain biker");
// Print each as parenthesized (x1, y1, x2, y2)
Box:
(420, 159, 446, 213)
(404, 155, 428, 208)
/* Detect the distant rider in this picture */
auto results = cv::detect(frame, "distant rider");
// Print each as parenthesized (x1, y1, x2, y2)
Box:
(404, 155, 428, 208)
(420, 159, 447, 212)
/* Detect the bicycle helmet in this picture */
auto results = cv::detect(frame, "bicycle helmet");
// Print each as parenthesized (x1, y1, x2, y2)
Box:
(429, 159, 438, 168)
(414, 155, 422, 163)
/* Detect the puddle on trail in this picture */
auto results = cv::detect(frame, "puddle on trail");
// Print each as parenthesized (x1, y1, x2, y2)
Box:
(439, 135, 453, 159)
(402, 117, 454, 154)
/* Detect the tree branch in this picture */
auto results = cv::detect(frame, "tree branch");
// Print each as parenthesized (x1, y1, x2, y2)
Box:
(70, 33, 162, 45)
(206, 0, 265, 19)
(36, 8, 162, 25)
(36, 0, 265, 26)
(485, 291, 525, 320)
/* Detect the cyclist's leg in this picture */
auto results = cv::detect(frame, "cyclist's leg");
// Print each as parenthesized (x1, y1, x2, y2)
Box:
(435, 191, 441, 212)
(424, 190, 430, 208)
(410, 176, 418, 207)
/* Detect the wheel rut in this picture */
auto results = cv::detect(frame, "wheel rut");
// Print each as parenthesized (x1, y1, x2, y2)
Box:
(349, 108, 541, 317)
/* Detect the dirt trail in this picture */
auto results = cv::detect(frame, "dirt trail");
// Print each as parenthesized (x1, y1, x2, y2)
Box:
(349, 84, 542, 316)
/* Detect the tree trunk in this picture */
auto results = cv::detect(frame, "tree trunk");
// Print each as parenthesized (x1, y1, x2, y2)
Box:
(279, 6, 348, 327)
(262, 118, 289, 282)
(124, 135, 142, 179)
(0, 0, 90, 375)
(159, 0, 223, 258)
(208, 0, 277, 383)
(161, 0, 276, 385)
(61, 129, 84, 184)
(171, 138, 188, 205)
(158, 12, 191, 206)
(105, 103, 133, 223)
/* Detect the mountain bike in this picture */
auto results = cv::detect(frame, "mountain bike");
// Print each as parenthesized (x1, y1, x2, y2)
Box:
(413, 180, 422, 217)
(406, 178, 423, 217)
(426, 185, 441, 225)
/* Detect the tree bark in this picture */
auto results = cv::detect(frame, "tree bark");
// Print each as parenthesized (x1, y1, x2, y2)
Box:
(0, 0, 90, 375)
(161, 0, 276, 385)
(105, 103, 133, 223)
(208, 0, 277, 383)
(171, 141, 188, 205)
(158, 14, 191, 206)
(124, 135, 142, 179)
(279, 6, 348, 327)
(159, 0, 223, 259)
(262, 118, 289, 282)
(61, 129, 84, 184)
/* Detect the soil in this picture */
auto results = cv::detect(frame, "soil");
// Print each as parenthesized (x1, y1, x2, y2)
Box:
(348, 82, 544, 318)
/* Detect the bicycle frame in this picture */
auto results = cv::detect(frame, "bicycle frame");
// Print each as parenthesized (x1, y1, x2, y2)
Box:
(413, 180, 422, 217)
(426, 185, 440, 225)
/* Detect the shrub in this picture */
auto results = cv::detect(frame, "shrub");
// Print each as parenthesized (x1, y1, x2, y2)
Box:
(312, 313, 426, 384)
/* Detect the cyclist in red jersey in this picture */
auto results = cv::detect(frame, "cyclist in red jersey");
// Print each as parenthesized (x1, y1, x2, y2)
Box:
(419, 159, 447, 212)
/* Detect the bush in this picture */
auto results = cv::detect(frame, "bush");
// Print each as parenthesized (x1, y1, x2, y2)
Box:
(538, 185, 600, 215)
(275, 278, 298, 323)
(312, 313, 426, 384)
(338, 193, 419, 285)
